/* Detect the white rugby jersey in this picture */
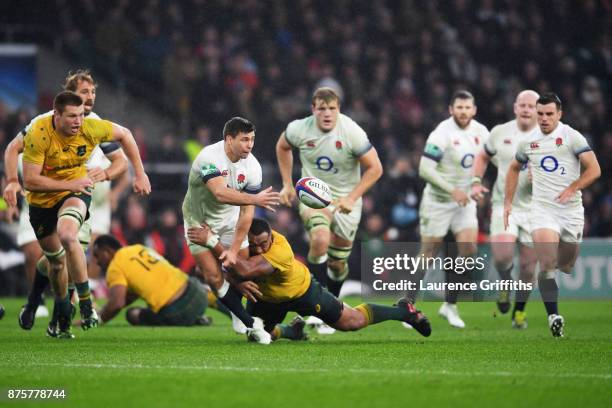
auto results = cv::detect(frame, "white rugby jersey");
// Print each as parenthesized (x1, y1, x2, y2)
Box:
(515, 122, 591, 209)
(422, 117, 489, 201)
(285, 113, 372, 201)
(182, 140, 262, 228)
(484, 120, 534, 210)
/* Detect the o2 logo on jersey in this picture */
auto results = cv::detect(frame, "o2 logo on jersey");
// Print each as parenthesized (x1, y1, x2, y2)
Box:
(460, 153, 474, 169)
(316, 156, 338, 174)
(540, 155, 566, 175)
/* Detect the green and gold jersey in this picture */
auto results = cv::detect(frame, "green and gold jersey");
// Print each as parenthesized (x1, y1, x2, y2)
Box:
(258, 230, 311, 303)
(106, 245, 188, 313)
(22, 116, 113, 207)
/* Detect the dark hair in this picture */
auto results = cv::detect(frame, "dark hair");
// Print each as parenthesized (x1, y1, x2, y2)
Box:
(223, 117, 255, 139)
(450, 90, 475, 105)
(53, 91, 83, 114)
(249, 218, 271, 236)
(64, 69, 96, 92)
(312, 87, 341, 106)
(537, 92, 562, 111)
(93, 234, 122, 251)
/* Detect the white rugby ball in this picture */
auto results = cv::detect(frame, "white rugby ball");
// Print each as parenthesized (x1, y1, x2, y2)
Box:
(295, 177, 332, 209)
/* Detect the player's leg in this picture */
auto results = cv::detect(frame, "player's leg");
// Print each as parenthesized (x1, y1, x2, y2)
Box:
(18, 242, 48, 330)
(38, 234, 72, 338)
(56, 197, 97, 330)
(557, 240, 580, 274)
(126, 307, 163, 326)
(326, 205, 361, 298)
(532, 228, 563, 337)
(17, 205, 50, 329)
(490, 231, 518, 314)
(441, 200, 479, 328)
(512, 241, 537, 329)
(326, 233, 353, 297)
(192, 248, 260, 332)
(300, 205, 333, 285)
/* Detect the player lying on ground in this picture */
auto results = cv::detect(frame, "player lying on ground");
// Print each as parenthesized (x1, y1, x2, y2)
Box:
(91, 235, 228, 326)
(187, 218, 431, 341)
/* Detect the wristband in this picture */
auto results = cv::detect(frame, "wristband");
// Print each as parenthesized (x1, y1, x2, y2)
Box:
(6, 178, 19, 184)
(471, 176, 482, 185)
(205, 234, 220, 249)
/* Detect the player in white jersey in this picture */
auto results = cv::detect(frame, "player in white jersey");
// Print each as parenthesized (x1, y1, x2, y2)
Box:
(505, 93, 600, 337)
(2, 70, 129, 335)
(471, 90, 539, 328)
(276, 87, 383, 333)
(405, 90, 489, 329)
(182, 117, 279, 344)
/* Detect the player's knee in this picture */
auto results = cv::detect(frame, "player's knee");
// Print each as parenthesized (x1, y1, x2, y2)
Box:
(57, 228, 79, 249)
(310, 231, 330, 255)
(126, 308, 141, 325)
(558, 263, 574, 274)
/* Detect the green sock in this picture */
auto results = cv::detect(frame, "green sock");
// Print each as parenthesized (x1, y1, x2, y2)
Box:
(355, 303, 407, 325)
(278, 324, 298, 339)
(75, 281, 92, 310)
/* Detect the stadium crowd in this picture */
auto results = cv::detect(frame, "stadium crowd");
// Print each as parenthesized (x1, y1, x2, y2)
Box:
(1, 0, 611, 290)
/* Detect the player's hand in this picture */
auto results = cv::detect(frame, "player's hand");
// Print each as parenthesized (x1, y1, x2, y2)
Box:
(133, 173, 151, 196)
(186, 225, 212, 246)
(451, 189, 469, 207)
(235, 280, 262, 303)
(331, 196, 355, 214)
(3, 181, 23, 207)
(503, 205, 512, 230)
(556, 186, 577, 204)
(87, 167, 107, 183)
(254, 186, 280, 211)
(69, 178, 94, 195)
(279, 184, 296, 207)
(470, 184, 489, 202)
(219, 248, 238, 268)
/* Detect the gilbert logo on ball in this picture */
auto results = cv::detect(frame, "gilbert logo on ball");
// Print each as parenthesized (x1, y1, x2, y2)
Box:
(295, 177, 332, 209)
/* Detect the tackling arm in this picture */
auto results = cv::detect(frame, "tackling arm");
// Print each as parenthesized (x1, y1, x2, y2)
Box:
(99, 284, 128, 324)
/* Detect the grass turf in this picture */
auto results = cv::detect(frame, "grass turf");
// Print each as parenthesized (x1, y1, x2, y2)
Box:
(0, 298, 610, 408)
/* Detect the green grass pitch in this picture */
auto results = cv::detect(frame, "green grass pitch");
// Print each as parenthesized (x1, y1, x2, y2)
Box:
(0, 298, 610, 407)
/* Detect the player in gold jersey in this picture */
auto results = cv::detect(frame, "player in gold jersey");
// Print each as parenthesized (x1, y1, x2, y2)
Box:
(91, 235, 220, 326)
(188, 218, 432, 341)
(21, 91, 151, 338)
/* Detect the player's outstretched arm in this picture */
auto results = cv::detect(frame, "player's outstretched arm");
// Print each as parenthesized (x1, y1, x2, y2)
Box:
(206, 177, 279, 210)
(110, 123, 151, 195)
(556, 151, 601, 204)
(2, 133, 25, 207)
(504, 159, 521, 229)
(99, 284, 128, 324)
(471, 150, 490, 201)
(276, 132, 296, 206)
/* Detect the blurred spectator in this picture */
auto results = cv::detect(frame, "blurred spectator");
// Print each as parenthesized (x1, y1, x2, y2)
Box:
(146, 208, 194, 273)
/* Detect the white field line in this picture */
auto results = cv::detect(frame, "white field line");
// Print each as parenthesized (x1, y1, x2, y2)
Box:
(2, 362, 611, 380)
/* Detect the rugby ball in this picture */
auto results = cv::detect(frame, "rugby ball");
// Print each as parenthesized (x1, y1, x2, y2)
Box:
(295, 177, 332, 209)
